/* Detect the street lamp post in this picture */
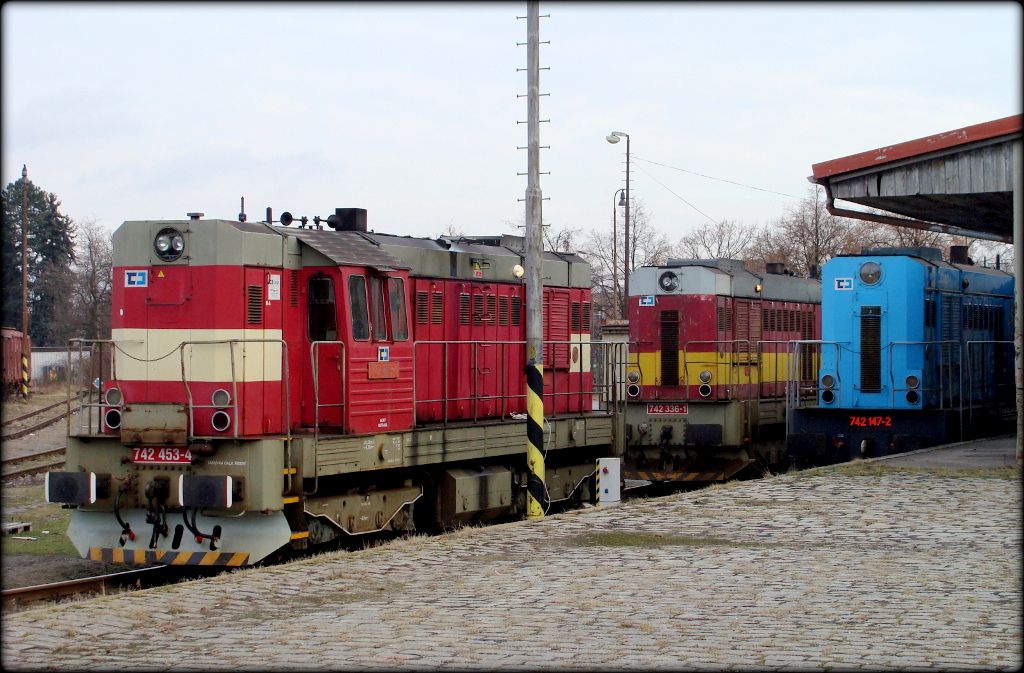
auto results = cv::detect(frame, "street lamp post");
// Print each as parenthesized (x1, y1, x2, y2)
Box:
(611, 188, 625, 317)
(606, 131, 630, 316)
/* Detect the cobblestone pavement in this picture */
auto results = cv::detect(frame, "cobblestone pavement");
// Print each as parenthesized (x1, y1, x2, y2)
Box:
(2, 460, 1020, 671)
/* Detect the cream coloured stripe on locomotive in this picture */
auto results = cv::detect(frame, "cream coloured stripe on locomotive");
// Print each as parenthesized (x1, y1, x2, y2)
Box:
(111, 328, 283, 382)
(570, 333, 592, 374)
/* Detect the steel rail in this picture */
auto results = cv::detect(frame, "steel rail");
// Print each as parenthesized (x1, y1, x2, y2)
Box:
(2, 566, 171, 611)
(1, 407, 76, 441)
(2, 447, 65, 470)
(2, 458, 65, 481)
(1, 395, 82, 428)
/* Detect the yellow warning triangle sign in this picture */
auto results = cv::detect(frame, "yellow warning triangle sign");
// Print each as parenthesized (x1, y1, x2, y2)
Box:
(158, 270, 165, 278)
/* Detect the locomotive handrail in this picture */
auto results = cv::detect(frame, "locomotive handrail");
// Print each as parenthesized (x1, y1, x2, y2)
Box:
(67, 338, 123, 437)
(783, 340, 845, 438)
(755, 339, 821, 434)
(177, 339, 291, 442)
(410, 339, 619, 426)
(680, 340, 754, 401)
(964, 340, 1014, 429)
(885, 340, 962, 413)
(308, 339, 348, 498)
(310, 340, 348, 434)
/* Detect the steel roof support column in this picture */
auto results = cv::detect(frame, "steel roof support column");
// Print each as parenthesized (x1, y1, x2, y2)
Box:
(1013, 139, 1022, 465)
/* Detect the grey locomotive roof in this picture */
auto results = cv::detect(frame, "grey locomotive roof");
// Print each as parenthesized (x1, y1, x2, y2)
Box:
(115, 217, 589, 285)
(284, 228, 408, 271)
(630, 259, 820, 303)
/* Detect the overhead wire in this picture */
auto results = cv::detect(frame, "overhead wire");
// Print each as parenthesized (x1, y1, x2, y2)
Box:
(631, 162, 720, 225)
(632, 155, 799, 199)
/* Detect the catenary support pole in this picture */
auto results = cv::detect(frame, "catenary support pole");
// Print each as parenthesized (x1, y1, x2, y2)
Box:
(20, 165, 30, 400)
(523, 0, 546, 518)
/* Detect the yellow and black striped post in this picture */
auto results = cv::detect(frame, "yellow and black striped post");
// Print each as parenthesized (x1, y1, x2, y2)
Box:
(525, 355, 546, 518)
(20, 352, 30, 399)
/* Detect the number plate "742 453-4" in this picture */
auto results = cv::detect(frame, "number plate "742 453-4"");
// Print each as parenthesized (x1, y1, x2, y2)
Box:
(132, 447, 193, 464)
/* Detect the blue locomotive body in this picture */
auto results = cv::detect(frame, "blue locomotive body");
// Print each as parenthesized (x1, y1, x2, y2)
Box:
(787, 247, 1013, 464)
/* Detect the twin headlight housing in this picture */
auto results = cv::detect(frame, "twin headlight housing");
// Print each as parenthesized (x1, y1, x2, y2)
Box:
(154, 227, 185, 262)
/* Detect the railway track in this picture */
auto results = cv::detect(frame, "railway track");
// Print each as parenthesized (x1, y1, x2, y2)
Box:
(1, 566, 175, 611)
(1, 448, 66, 481)
(1, 396, 76, 429)
(1, 404, 77, 442)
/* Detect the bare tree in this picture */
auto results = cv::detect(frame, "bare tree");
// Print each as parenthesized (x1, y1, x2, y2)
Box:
(36, 219, 112, 343)
(577, 199, 671, 320)
(740, 187, 862, 277)
(675, 219, 755, 260)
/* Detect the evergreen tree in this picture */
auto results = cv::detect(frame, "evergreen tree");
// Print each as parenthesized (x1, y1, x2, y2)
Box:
(1, 173, 76, 345)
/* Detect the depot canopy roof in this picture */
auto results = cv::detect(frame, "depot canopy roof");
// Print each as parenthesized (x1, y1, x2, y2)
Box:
(809, 114, 1021, 242)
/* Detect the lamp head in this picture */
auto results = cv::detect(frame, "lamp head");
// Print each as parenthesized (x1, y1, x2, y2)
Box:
(618, 193, 627, 207)
(605, 133, 621, 144)
(512, 264, 525, 279)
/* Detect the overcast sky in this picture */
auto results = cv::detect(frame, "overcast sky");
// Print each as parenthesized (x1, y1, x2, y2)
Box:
(2, 2, 1020, 245)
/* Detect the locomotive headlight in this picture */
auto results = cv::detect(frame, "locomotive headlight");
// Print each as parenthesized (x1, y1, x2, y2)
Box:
(698, 383, 712, 397)
(821, 390, 835, 404)
(104, 387, 123, 406)
(905, 375, 920, 390)
(859, 261, 882, 285)
(699, 370, 712, 383)
(154, 227, 185, 262)
(211, 388, 232, 407)
(626, 370, 640, 384)
(626, 384, 641, 398)
(821, 374, 835, 389)
(211, 410, 232, 432)
(906, 390, 920, 404)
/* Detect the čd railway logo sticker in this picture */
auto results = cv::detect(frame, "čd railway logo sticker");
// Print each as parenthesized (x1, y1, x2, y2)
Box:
(125, 270, 148, 287)
(834, 278, 853, 290)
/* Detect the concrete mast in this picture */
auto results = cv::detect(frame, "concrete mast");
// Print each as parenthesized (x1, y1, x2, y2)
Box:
(523, 0, 546, 518)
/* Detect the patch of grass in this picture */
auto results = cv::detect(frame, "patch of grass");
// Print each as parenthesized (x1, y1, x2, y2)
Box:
(818, 462, 1021, 479)
(1, 482, 77, 557)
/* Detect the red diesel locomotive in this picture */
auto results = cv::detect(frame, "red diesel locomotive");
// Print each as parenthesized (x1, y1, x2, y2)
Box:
(47, 209, 615, 566)
(623, 259, 821, 482)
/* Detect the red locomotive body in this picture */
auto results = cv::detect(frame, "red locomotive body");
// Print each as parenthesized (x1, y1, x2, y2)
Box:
(50, 210, 611, 567)
(623, 260, 821, 481)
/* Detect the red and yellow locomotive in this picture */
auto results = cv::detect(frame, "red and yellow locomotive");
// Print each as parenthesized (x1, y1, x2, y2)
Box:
(623, 259, 820, 482)
(48, 209, 613, 566)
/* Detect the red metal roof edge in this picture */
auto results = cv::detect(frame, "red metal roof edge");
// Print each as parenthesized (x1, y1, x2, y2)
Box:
(810, 114, 1023, 182)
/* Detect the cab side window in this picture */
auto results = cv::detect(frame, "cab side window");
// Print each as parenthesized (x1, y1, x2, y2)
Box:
(388, 277, 409, 341)
(308, 275, 337, 341)
(349, 275, 370, 341)
(369, 276, 388, 342)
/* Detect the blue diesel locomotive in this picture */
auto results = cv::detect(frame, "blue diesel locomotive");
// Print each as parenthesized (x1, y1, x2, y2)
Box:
(787, 246, 1014, 464)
